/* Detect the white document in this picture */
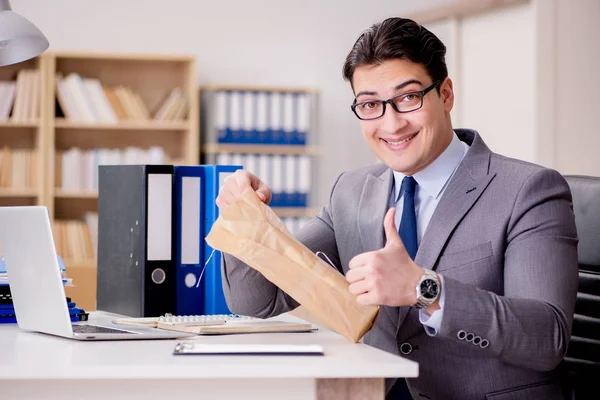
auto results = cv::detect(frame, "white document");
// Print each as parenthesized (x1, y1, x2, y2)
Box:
(173, 343, 324, 356)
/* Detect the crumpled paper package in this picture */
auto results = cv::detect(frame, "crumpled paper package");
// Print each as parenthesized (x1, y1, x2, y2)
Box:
(205, 189, 380, 343)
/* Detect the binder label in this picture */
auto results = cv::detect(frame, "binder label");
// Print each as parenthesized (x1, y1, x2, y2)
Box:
(181, 177, 201, 265)
(147, 173, 173, 261)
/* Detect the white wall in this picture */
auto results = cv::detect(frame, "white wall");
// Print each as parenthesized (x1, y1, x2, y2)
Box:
(554, 0, 600, 176)
(459, 2, 537, 163)
(424, 19, 462, 127)
(423, 0, 600, 177)
(12, 0, 453, 206)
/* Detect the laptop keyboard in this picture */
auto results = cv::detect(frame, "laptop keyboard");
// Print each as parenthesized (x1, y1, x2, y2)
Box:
(72, 324, 136, 334)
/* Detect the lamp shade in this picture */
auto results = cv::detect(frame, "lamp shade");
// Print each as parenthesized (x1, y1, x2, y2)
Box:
(0, 0, 49, 66)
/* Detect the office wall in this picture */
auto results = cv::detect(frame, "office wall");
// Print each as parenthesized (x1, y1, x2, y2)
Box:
(423, 0, 600, 176)
(554, 0, 600, 175)
(13, 0, 453, 206)
(424, 19, 461, 126)
(459, 3, 537, 163)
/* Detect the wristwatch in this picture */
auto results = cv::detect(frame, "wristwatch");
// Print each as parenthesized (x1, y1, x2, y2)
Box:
(414, 269, 441, 309)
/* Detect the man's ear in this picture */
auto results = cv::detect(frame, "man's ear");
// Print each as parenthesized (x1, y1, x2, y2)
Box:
(440, 77, 454, 113)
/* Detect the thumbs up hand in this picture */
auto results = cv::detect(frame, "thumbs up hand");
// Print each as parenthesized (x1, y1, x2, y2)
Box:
(346, 208, 425, 307)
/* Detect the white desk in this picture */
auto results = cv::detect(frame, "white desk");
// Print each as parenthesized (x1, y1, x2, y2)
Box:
(0, 311, 418, 400)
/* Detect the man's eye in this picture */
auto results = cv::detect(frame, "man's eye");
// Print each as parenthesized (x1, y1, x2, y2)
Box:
(360, 102, 380, 110)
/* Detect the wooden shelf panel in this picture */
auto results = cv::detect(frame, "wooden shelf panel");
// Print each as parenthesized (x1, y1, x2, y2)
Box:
(51, 51, 195, 63)
(201, 85, 317, 94)
(272, 207, 319, 218)
(63, 258, 96, 269)
(203, 143, 320, 155)
(0, 187, 39, 198)
(54, 119, 189, 131)
(0, 120, 40, 128)
(54, 190, 98, 199)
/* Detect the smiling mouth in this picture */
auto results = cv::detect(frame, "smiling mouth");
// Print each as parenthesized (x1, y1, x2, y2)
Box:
(382, 132, 418, 145)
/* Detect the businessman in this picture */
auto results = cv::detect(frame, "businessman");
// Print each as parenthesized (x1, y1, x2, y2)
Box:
(216, 17, 578, 400)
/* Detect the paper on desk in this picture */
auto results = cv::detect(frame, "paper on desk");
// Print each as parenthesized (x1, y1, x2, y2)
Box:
(205, 189, 380, 343)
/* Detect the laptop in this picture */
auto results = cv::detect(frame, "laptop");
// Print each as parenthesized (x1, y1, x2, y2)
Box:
(0, 206, 195, 341)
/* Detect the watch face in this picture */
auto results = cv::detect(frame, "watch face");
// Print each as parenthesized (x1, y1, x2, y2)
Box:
(420, 279, 439, 299)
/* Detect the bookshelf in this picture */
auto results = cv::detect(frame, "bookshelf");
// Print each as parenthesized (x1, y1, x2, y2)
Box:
(0, 56, 46, 209)
(199, 85, 320, 233)
(0, 51, 201, 310)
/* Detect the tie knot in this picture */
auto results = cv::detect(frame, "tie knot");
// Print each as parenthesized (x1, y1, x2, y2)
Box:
(401, 176, 416, 195)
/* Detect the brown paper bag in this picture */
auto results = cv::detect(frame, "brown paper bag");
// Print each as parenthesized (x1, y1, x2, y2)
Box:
(205, 189, 380, 343)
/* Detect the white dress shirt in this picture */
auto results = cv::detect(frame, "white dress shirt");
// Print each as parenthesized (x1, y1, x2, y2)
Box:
(391, 131, 469, 336)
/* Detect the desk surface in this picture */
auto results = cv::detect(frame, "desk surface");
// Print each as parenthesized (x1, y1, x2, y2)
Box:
(0, 311, 418, 381)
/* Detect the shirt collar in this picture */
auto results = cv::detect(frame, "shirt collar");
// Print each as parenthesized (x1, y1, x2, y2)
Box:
(393, 132, 468, 202)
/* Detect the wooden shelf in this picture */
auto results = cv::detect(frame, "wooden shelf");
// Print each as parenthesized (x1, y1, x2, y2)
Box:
(54, 119, 190, 131)
(54, 190, 98, 199)
(201, 85, 317, 94)
(203, 143, 320, 155)
(46, 50, 199, 223)
(272, 207, 319, 218)
(0, 120, 40, 128)
(51, 50, 195, 63)
(0, 187, 39, 197)
(63, 258, 96, 269)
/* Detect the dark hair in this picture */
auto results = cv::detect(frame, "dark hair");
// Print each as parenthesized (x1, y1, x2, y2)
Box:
(343, 18, 448, 91)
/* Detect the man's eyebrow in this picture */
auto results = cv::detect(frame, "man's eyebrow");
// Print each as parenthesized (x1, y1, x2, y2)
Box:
(394, 79, 423, 91)
(354, 79, 424, 99)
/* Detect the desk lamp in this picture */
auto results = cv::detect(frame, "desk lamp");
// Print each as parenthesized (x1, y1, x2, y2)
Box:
(0, 0, 48, 66)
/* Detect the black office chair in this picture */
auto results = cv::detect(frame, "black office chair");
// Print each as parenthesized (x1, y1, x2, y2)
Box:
(561, 175, 600, 400)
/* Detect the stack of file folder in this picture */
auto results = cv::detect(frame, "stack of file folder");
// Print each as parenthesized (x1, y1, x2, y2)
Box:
(203, 90, 314, 145)
(0, 256, 89, 323)
(97, 164, 244, 319)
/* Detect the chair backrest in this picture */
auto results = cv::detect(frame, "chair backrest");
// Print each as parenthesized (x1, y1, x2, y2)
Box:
(562, 175, 600, 399)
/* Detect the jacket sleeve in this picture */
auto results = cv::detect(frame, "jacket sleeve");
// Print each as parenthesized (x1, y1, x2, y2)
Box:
(221, 174, 343, 319)
(436, 168, 579, 372)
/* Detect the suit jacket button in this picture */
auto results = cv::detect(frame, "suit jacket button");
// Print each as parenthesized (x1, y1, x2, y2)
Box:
(480, 339, 490, 348)
(472, 336, 482, 346)
(400, 343, 413, 355)
(457, 330, 467, 340)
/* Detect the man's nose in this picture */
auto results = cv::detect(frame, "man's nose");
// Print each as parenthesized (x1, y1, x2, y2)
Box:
(380, 104, 409, 133)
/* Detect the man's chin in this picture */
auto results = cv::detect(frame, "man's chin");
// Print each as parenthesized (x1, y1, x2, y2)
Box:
(386, 162, 417, 174)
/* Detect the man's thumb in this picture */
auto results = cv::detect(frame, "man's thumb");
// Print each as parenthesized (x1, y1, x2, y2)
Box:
(384, 208, 401, 246)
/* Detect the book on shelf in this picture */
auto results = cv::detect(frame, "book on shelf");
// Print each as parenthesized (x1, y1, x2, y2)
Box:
(0, 69, 40, 122)
(51, 215, 97, 262)
(215, 152, 311, 209)
(0, 146, 38, 189)
(202, 88, 313, 145)
(55, 72, 188, 123)
(55, 146, 167, 192)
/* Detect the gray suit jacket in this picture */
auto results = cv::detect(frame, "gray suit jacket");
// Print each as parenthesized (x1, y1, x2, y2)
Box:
(222, 129, 579, 400)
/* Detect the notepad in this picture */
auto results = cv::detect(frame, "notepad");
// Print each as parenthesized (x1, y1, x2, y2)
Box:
(113, 314, 316, 335)
(173, 343, 324, 356)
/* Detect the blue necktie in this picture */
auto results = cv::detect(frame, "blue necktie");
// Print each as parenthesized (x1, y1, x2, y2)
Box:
(399, 176, 418, 260)
(390, 177, 417, 399)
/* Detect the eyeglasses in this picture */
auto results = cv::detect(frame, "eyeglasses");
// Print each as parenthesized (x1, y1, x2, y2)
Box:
(351, 80, 441, 121)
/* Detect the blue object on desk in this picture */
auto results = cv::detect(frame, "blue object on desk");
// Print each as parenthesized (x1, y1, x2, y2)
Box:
(0, 302, 87, 323)
(201, 164, 243, 315)
(173, 166, 205, 316)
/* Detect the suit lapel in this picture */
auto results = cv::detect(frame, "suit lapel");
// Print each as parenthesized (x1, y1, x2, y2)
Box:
(397, 130, 497, 329)
(357, 168, 402, 327)
(414, 167, 496, 270)
(358, 168, 393, 253)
